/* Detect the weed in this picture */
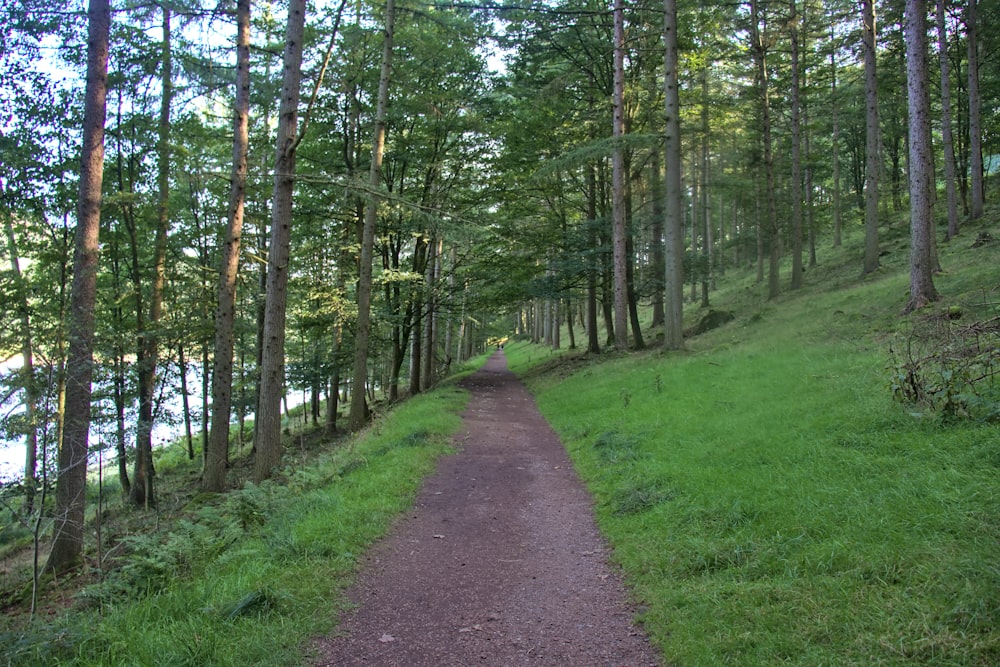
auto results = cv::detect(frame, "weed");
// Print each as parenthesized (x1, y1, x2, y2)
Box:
(592, 431, 640, 464)
(610, 480, 675, 516)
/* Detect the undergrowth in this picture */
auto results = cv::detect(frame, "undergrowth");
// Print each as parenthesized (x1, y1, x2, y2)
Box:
(1, 381, 473, 666)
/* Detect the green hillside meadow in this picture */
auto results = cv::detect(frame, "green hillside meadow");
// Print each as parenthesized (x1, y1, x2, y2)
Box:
(504, 218, 1000, 665)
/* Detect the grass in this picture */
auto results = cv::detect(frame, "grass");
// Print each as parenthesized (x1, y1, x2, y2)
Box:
(1, 377, 476, 666)
(504, 215, 1000, 665)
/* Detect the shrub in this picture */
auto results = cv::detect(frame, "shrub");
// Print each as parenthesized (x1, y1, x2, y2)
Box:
(889, 313, 1000, 422)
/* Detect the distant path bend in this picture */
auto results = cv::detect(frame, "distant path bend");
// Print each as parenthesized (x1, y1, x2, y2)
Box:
(313, 351, 660, 666)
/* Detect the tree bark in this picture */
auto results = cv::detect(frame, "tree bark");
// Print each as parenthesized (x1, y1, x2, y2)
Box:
(936, 0, 959, 240)
(2, 191, 40, 513)
(861, 0, 881, 275)
(254, 0, 307, 482)
(130, 5, 172, 509)
(966, 0, 984, 220)
(46, 0, 109, 574)
(204, 0, 251, 492)
(789, 0, 803, 290)
(903, 0, 939, 313)
(750, 0, 779, 299)
(611, 0, 629, 350)
(586, 164, 601, 354)
(350, 0, 396, 431)
(663, 0, 684, 350)
(830, 24, 842, 248)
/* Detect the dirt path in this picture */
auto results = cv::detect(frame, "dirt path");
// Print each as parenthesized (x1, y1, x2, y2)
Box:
(312, 351, 660, 666)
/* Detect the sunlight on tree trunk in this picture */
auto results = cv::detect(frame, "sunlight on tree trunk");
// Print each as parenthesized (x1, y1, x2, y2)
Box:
(46, 0, 109, 574)
(205, 0, 250, 493)
(254, 0, 307, 482)
(351, 0, 396, 431)
(131, 5, 172, 509)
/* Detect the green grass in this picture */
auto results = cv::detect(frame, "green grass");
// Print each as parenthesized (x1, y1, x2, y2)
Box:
(505, 218, 1000, 665)
(1, 381, 474, 666)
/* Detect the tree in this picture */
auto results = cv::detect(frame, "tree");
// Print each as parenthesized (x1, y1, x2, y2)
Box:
(611, 0, 629, 350)
(350, 0, 396, 431)
(749, 0, 780, 299)
(204, 0, 251, 493)
(254, 0, 307, 483)
(663, 0, 684, 350)
(861, 0, 880, 275)
(936, 0, 959, 240)
(46, 0, 110, 574)
(903, 0, 939, 313)
(966, 0, 984, 220)
(1, 187, 41, 513)
(789, 0, 804, 290)
(130, 4, 173, 509)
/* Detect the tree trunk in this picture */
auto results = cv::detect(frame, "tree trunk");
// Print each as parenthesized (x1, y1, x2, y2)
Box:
(649, 147, 665, 330)
(750, 0, 779, 299)
(2, 193, 40, 514)
(130, 5, 172, 509)
(966, 0, 984, 220)
(663, 0, 684, 350)
(936, 0, 959, 240)
(861, 0, 881, 274)
(350, 0, 395, 431)
(204, 0, 250, 492)
(178, 345, 194, 459)
(254, 0, 307, 482)
(830, 25, 842, 248)
(586, 164, 601, 355)
(789, 0, 803, 290)
(611, 0, 629, 350)
(46, 0, 109, 574)
(903, 0, 939, 313)
(699, 66, 711, 308)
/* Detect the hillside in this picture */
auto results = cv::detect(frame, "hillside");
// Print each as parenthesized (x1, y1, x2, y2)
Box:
(502, 213, 1000, 665)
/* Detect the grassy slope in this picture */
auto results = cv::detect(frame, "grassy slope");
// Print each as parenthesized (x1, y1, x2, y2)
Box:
(2, 379, 477, 666)
(506, 219, 1000, 665)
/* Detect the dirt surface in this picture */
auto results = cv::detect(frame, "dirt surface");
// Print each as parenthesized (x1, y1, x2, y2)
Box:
(312, 351, 660, 666)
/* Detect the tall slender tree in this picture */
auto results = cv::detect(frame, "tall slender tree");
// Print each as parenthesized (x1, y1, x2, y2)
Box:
(611, 0, 629, 350)
(205, 0, 251, 492)
(789, 0, 804, 290)
(130, 4, 173, 509)
(903, 0, 939, 313)
(350, 0, 396, 431)
(966, 0, 984, 220)
(750, 0, 779, 299)
(46, 0, 110, 574)
(861, 0, 881, 274)
(663, 0, 684, 350)
(254, 0, 307, 482)
(936, 0, 959, 240)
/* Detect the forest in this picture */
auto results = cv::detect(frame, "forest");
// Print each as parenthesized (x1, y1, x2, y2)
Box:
(0, 0, 998, 659)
